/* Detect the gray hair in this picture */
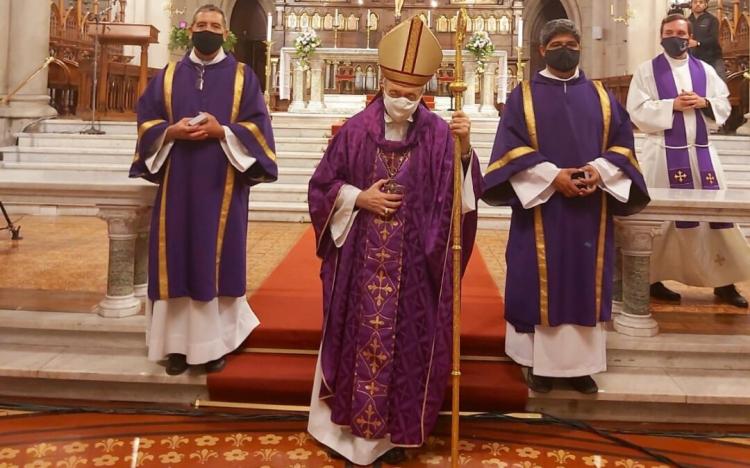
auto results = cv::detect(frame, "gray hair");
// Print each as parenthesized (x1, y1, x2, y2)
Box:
(539, 19, 581, 46)
(192, 4, 227, 27)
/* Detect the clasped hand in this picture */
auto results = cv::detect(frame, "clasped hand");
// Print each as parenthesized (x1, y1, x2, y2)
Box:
(553, 165, 601, 198)
(165, 113, 225, 142)
(673, 90, 707, 112)
(355, 179, 404, 217)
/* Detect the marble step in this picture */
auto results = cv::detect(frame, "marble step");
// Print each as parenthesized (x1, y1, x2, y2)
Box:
(15, 133, 331, 153)
(0, 310, 146, 350)
(607, 332, 750, 371)
(251, 183, 308, 203)
(0, 342, 208, 404)
(527, 365, 750, 424)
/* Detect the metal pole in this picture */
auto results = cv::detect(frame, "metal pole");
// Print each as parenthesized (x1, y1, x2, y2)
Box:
(448, 8, 468, 468)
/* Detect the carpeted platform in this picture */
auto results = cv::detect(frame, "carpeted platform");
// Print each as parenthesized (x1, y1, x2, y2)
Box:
(208, 228, 528, 412)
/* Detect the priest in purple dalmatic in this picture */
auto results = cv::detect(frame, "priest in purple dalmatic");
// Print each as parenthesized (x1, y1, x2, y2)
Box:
(307, 17, 482, 466)
(129, 5, 277, 376)
(482, 19, 649, 395)
(627, 13, 750, 308)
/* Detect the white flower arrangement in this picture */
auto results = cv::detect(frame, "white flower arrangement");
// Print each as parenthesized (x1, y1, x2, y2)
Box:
(466, 31, 495, 74)
(294, 30, 322, 70)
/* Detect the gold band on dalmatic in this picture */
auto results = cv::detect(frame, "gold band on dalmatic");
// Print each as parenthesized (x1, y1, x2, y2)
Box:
(158, 159, 172, 299)
(132, 119, 166, 162)
(156, 63, 177, 299)
(608, 145, 642, 173)
(520, 81, 549, 326)
(164, 62, 177, 123)
(237, 121, 277, 162)
(593, 80, 613, 322)
(214, 63, 246, 291)
(485, 146, 535, 175)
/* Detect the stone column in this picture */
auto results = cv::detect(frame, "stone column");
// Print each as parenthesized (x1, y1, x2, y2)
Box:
(0, 0, 57, 119)
(614, 219, 661, 337)
(462, 57, 479, 115)
(95, 206, 143, 318)
(0, 0, 57, 144)
(611, 221, 625, 315)
(306, 56, 326, 112)
(480, 62, 498, 116)
(288, 59, 306, 113)
(133, 209, 151, 301)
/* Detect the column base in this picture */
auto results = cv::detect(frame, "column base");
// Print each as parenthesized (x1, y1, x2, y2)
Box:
(304, 101, 326, 112)
(614, 311, 659, 337)
(288, 101, 306, 113)
(611, 300, 624, 315)
(735, 113, 750, 136)
(95, 294, 142, 318)
(134, 284, 148, 300)
(463, 104, 480, 115)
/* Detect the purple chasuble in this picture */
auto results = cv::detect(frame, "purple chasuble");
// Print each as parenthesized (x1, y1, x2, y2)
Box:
(129, 54, 277, 301)
(482, 71, 649, 333)
(652, 54, 731, 230)
(308, 96, 482, 446)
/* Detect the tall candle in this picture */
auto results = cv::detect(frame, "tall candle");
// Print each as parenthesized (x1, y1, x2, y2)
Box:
(427, 10, 431, 28)
(517, 17, 523, 46)
(367, 9, 371, 29)
(334, 8, 339, 27)
(266, 12, 272, 41)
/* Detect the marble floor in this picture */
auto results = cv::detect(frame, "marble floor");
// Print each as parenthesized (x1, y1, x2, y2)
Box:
(1, 216, 748, 334)
(0, 404, 749, 467)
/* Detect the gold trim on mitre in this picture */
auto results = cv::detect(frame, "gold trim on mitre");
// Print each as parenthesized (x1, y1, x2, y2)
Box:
(378, 16, 442, 87)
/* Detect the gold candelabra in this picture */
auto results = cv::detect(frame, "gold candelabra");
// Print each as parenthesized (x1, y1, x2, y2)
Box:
(448, 8, 469, 468)
(263, 40, 274, 109)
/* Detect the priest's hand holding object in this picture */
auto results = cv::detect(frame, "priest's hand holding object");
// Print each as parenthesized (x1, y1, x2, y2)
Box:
(554, 167, 598, 198)
(355, 179, 404, 217)
(165, 117, 209, 142)
(192, 112, 225, 139)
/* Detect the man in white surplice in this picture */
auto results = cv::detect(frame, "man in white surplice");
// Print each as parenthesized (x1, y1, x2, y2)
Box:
(627, 13, 750, 308)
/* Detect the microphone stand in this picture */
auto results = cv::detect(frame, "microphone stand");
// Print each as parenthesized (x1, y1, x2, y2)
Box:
(0, 201, 21, 240)
(81, 5, 114, 135)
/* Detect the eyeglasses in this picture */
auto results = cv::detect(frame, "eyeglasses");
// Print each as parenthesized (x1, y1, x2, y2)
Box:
(196, 64, 205, 90)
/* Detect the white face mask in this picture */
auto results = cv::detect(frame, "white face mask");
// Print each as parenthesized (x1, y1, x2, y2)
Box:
(383, 93, 420, 123)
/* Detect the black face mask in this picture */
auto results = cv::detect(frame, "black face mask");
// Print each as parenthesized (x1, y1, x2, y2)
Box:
(661, 37, 689, 58)
(192, 30, 224, 55)
(544, 47, 580, 73)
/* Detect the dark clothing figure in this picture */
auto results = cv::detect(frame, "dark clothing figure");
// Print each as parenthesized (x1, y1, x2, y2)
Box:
(688, 11, 725, 79)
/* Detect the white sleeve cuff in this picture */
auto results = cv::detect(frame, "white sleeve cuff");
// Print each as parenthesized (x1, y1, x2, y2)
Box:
(331, 184, 362, 248)
(589, 157, 632, 203)
(144, 130, 173, 174)
(461, 152, 477, 214)
(221, 125, 258, 172)
(509, 162, 560, 209)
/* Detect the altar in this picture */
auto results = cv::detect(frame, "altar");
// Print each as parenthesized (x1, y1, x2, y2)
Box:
(278, 47, 509, 115)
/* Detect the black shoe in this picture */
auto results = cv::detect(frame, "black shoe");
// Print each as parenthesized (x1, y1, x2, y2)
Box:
(204, 356, 227, 373)
(568, 375, 599, 394)
(526, 371, 553, 393)
(714, 285, 749, 308)
(650, 282, 681, 301)
(166, 353, 188, 375)
(379, 447, 406, 465)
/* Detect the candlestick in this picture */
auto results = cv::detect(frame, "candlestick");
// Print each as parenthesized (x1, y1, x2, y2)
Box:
(266, 12, 272, 42)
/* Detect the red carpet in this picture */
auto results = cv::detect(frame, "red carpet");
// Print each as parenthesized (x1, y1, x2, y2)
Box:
(208, 228, 528, 412)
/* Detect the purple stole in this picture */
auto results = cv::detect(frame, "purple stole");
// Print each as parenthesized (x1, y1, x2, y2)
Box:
(351, 149, 410, 439)
(652, 54, 731, 229)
